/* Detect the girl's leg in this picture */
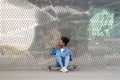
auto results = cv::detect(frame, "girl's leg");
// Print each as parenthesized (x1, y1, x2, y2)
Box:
(64, 55, 70, 68)
(56, 55, 63, 67)
(55, 59, 61, 67)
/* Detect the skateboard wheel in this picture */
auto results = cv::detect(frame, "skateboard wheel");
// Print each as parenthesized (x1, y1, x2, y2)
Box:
(73, 67, 78, 72)
(48, 66, 51, 72)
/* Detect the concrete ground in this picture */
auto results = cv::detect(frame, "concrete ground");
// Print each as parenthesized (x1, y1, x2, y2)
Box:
(0, 71, 120, 80)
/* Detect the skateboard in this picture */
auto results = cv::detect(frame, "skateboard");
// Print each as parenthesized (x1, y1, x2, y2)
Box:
(47, 65, 78, 72)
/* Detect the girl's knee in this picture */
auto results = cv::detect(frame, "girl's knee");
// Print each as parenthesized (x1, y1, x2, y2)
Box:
(66, 53, 70, 56)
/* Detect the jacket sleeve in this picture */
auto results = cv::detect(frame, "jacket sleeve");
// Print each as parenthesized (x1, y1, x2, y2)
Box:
(49, 47, 56, 55)
(69, 50, 73, 61)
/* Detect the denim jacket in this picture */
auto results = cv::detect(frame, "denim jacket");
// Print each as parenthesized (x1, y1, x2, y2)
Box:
(50, 47, 73, 61)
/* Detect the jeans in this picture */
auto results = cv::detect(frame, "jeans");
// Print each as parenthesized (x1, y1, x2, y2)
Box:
(55, 55, 70, 67)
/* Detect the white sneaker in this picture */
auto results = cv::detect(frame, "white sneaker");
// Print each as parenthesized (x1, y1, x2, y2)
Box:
(60, 67, 64, 72)
(62, 68, 68, 73)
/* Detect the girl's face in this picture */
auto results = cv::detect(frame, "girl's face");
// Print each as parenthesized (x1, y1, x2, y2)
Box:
(58, 40, 65, 47)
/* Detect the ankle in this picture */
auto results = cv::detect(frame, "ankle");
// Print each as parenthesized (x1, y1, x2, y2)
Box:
(64, 66, 67, 68)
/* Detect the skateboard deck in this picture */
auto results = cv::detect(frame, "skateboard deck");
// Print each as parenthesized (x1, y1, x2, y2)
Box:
(47, 65, 78, 72)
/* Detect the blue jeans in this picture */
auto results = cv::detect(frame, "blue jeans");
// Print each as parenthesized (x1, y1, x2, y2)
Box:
(55, 55, 70, 67)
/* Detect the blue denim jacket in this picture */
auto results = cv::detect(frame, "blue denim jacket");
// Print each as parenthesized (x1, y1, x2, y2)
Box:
(50, 47, 73, 61)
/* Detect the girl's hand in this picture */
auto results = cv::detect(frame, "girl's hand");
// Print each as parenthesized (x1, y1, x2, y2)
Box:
(53, 43, 60, 48)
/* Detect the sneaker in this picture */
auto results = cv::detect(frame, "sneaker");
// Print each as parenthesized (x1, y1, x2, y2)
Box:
(62, 68, 68, 73)
(60, 67, 64, 72)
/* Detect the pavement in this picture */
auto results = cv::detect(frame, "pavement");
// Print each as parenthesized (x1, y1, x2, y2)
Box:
(0, 71, 120, 80)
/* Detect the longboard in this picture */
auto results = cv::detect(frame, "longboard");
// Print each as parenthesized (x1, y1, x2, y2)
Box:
(47, 65, 78, 72)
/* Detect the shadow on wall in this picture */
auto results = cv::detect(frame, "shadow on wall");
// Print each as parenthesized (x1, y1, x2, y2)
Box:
(29, 7, 90, 58)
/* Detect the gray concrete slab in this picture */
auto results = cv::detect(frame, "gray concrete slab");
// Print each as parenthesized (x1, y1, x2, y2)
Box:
(0, 71, 120, 80)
